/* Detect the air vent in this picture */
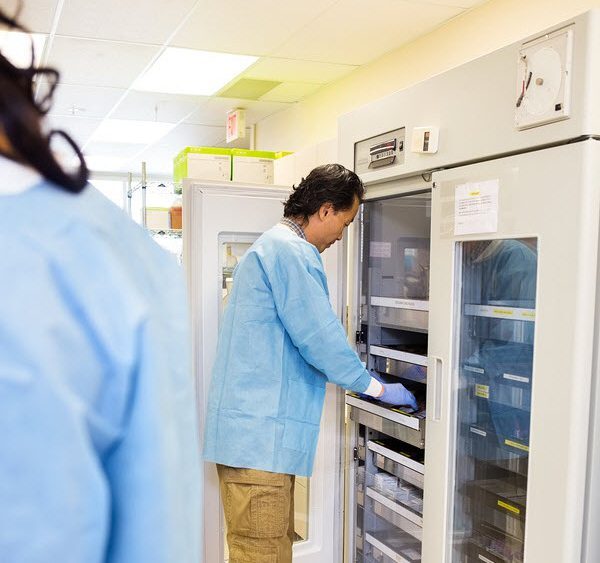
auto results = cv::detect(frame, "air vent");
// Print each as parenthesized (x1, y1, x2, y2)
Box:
(219, 79, 281, 100)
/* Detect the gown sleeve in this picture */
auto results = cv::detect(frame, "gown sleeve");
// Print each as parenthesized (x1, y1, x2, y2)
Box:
(269, 243, 371, 393)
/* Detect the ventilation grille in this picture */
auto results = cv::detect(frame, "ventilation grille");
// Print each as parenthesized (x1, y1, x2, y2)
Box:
(218, 78, 282, 100)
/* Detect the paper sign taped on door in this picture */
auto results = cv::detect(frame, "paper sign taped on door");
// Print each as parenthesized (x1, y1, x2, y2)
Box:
(454, 179, 499, 236)
(370, 241, 392, 258)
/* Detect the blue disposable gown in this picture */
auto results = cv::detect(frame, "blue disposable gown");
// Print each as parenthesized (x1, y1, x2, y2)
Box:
(0, 181, 201, 563)
(203, 225, 371, 477)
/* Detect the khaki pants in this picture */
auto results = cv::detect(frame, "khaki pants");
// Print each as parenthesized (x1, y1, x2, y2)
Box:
(217, 464, 295, 563)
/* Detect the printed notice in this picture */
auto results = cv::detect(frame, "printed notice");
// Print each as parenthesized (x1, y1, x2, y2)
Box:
(454, 180, 499, 235)
(370, 241, 391, 258)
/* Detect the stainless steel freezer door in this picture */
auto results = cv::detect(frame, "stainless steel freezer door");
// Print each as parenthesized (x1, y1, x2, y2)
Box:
(423, 139, 600, 563)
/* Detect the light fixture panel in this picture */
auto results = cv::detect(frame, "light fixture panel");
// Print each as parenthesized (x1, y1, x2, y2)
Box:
(132, 47, 258, 96)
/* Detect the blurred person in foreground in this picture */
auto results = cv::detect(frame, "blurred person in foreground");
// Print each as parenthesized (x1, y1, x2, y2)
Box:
(0, 4, 201, 563)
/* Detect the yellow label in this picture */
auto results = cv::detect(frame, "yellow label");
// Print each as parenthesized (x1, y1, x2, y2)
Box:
(522, 311, 536, 318)
(475, 384, 490, 399)
(505, 439, 529, 452)
(469, 190, 481, 196)
(493, 308, 513, 316)
(497, 500, 521, 515)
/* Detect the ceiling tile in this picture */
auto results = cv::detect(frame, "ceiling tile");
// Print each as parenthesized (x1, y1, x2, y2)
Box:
(273, 0, 463, 65)
(48, 83, 126, 119)
(185, 97, 290, 127)
(153, 123, 227, 153)
(56, 0, 197, 44)
(84, 141, 147, 158)
(245, 58, 357, 84)
(6, 0, 58, 33)
(111, 91, 207, 123)
(413, 0, 486, 7)
(46, 37, 159, 88)
(170, 0, 338, 56)
(45, 114, 102, 146)
(259, 82, 321, 103)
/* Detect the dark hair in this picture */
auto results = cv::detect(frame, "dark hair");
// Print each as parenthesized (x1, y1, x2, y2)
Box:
(283, 163, 364, 221)
(0, 3, 88, 193)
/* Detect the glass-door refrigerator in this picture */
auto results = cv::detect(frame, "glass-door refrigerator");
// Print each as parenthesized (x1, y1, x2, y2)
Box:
(424, 139, 600, 563)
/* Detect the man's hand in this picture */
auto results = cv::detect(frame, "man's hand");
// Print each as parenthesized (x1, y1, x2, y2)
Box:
(379, 383, 418, 410)
(369, 369, 418, 409)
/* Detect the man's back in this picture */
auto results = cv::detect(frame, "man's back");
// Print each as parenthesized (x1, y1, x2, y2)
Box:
(204, 224, 370, 477)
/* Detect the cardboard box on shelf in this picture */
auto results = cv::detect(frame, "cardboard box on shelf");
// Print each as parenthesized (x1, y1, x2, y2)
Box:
(145, 207, 170, 230)
(173, 147, 232, 183)
(231, 149, 292, 185)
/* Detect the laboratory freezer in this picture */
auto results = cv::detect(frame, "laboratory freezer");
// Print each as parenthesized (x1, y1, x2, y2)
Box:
(340, 9, 600, 563)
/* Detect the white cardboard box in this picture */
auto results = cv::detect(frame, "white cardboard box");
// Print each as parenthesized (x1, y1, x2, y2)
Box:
(231, 156, 274, 184)
(186, 153, 231, 182)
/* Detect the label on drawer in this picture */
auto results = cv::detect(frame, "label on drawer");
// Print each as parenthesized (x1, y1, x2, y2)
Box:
(370, 296, 429, 311)
(497, 500, 521, 515)
(464, 365, 484, 374)
(475, 384, 489, 399)
(402, 548, 421, 560)
(478, 554, 494, 563)
(470, 427, 487, 437)
(503, 373, 530, 383)
(505, 439, 529, 452)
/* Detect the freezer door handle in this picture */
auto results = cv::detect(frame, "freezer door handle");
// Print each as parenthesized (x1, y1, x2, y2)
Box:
(429, 355, 443, 422)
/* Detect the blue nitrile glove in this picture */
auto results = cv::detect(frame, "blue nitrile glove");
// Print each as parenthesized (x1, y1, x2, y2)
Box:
(380, 383, 418, 410)
(368, 369, 418, 410)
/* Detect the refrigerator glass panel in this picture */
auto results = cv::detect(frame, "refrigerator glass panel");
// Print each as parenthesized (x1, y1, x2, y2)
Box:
(452, 238, 537, 563)
(361, 193, 431, 409)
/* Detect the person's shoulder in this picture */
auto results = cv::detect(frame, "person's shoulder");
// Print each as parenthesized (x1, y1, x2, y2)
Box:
(19, 181, 167, 254)
(255, 225, 321, 264)
(1, 181, 178, 285)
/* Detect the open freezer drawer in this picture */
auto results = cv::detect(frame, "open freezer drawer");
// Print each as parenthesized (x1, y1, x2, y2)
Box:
(347, 394, 426, 449)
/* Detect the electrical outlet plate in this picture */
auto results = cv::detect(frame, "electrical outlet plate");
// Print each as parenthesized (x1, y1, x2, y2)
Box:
(411, 126, 439, 154)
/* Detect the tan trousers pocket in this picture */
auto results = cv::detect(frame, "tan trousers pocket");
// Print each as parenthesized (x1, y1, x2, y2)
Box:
(218, 465, 294, 563)
(229, 540, 278, 563)
(224, 483, 287, 539)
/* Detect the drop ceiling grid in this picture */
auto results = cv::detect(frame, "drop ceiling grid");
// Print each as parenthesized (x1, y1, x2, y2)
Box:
(46, 36, 161, 89)
(272, 0, 466, 65)
(15, 0, 488, 174)
(170, 0, 340, 56)
(49, 84, 127, 119)
(56, 0, 199, 44)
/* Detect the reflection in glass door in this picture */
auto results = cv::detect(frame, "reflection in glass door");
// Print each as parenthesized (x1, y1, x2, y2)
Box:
(452, 239, 537, 563)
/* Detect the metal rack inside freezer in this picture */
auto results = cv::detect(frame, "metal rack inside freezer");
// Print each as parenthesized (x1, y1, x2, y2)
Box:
(349, 192, 431, 563)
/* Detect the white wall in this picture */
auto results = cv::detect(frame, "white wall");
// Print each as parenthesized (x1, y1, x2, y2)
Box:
(257, 0, 600, 155)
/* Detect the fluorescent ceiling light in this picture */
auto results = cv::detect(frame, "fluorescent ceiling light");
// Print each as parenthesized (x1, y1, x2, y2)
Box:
(133, 47, 258, 96)
(0, 31, 46, 67)
(91, 119, 175, 144)
(83, 155, 130, 172)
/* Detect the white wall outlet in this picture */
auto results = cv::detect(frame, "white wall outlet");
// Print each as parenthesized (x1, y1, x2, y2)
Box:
(411, 126, 439, 154)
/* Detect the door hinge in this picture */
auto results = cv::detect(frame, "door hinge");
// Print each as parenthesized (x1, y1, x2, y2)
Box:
(355, 328, 366, 345)
(353, 447, 359, 461)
